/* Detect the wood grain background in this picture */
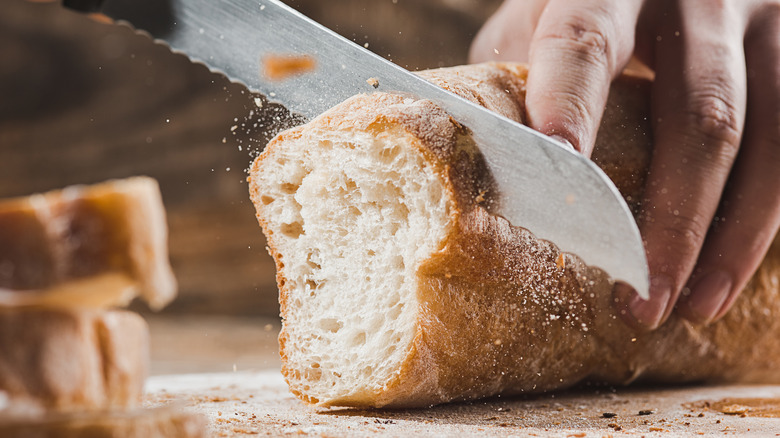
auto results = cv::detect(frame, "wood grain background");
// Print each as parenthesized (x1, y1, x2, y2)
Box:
(0, 0, 500, 316)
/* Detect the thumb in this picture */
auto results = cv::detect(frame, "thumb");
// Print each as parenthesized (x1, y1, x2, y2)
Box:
(525, 0, 642, 156)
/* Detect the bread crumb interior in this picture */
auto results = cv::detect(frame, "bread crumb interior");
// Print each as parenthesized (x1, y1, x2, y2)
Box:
(254, 126, 451, 403)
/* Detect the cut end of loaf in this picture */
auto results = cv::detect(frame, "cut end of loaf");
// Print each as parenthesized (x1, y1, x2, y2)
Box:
(250, 107, 453, 406)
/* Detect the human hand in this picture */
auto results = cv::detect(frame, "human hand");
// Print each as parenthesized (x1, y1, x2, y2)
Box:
(470, 0, 780, 329)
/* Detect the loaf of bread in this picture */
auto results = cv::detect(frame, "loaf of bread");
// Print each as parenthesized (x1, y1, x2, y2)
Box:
(0, 308, 148, 415)
(0, 177, 181, 422)
(248, 63, 780, 408)
(0, 404, 206, 438)
(0, 177, 176, 310)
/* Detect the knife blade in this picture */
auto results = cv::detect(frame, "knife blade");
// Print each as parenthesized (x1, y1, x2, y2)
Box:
(65, 0, 650, 299)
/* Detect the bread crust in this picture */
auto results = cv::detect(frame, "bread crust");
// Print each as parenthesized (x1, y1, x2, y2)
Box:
(0, 308, 149, 414)
(251, 62, 780, 407)
(0, 177, 176, 310)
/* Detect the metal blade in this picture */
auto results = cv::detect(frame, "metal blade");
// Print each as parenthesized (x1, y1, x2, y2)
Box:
(92, 0, 650, 298)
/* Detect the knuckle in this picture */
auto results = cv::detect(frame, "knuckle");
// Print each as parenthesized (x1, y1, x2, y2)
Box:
(661, 214, 709, 252)
(682, 90, 743, 156)
(538, 17, 613, 65)
(644, 206, 709, 246)
(642, 209, 709, 271)
(569, 25, 610, 57)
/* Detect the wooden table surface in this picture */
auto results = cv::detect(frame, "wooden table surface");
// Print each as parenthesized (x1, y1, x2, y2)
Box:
(146, 372, 780, 437)
(146, 315, 780, 437)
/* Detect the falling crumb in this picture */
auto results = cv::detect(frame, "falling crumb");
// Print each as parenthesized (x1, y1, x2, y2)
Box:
(254, 97, 263, 108)
(556, 253, 566, 269)
(493, 48, 500, 55)
(475, 189, 487, 204)
(264, 324, 274, 331)
(230, 125, 238, 132)
(364, 42, 370, 48)
(262, 54, 316, 81)
(720, 404, 750, 415)
(366, 77, 379, 88)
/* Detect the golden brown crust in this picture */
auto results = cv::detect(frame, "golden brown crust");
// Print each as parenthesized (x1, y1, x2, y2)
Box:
(0, 177, 176, 310)
(408, 62, 780, 405)
(251, 62, 780, 407)
(0, 308, 149, 414)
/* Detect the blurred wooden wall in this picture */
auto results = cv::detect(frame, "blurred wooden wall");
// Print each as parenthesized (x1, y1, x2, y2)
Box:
(0, 0, 500, 316)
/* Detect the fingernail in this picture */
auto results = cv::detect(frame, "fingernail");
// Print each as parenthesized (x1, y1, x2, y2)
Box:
(550, 135, 574, 150)
(628, 275, 673, 329)
(682, 270, 732, 323)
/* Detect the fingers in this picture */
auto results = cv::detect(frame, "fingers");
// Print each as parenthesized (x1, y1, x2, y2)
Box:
(525, 0, 643, 155)
(623, 2, 750, 329)
(468, 0, 549, 63)
(677, 4, 780, 324)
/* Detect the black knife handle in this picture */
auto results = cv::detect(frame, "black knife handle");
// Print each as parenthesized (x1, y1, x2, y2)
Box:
(63, 0, 105, 12)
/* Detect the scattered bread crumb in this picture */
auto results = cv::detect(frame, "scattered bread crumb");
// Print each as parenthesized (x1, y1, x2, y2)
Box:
(556, 253, 566, 269)
(262, 54, 316, 81)
(475, 189, 487, 204)
(366, 77, 379, 88)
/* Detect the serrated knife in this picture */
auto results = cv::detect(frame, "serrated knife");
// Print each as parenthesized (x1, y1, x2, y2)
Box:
(63, 0, 650, 298)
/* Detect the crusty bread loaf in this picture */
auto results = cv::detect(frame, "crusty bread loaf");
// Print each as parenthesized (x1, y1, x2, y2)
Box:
(0, 308, 148, 415)
(248, 62, 780, 408)
(0, 177, 176, 310)
(0, 404, 206, 438)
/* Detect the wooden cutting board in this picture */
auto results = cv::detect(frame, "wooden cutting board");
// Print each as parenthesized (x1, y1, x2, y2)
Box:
(145, 371, 780, 437)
